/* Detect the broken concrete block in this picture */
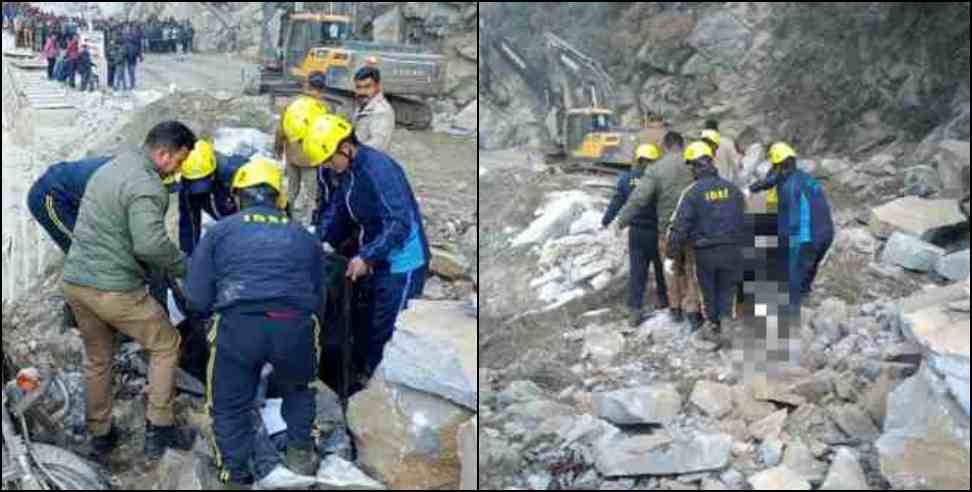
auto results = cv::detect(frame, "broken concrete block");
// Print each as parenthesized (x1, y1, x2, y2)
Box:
(879, 232, 945, 272)
(593, 384, 682, 425)
(869, 196, 966, 244)
(595, 432, 733, 477)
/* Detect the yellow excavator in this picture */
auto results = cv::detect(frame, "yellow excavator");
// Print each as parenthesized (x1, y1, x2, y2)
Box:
(563, 108, 660, 168)
(254, 8, 448, 129)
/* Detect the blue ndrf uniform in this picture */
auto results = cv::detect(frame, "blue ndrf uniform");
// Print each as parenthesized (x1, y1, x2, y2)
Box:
(751, 167, 835, 306)
(178, 153, 248, 255)
(27, 157, 114, 252)
(186, 205, 324, 485)
(319, 145, 429, 383)
(316, 166, 340, 224)
(668, 165, 747, 324)
(602, 169, 668, 312)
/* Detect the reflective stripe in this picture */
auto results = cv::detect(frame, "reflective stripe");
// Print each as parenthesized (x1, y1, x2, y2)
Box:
(205, 315, 224, 471)
(45, 194, 74, 240)
(312, 314, 322, 372)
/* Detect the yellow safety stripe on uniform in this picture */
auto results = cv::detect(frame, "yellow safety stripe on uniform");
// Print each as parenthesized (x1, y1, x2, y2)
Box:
(205, 314, 225, 471)
(46, 195, 75, 240)
(312, 314, 322, 371)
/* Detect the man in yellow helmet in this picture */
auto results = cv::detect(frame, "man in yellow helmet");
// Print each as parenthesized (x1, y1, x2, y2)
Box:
(666, 141, 747, 348)
(702, 121, 740, 185)
(602, 143, 669, 327)
(176, 140, 249, 255)
(186, 157, 325, 489)
(273, 72, 330, 227)
(748, 142, 834, 310)
(619, 132, 703, 330)
(303, 114, 430, 390)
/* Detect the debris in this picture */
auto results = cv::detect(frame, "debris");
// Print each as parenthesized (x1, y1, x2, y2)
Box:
(595, 432, 733, 477)
(869, 196, 966, 244)
(748, 466, 812, 491)
(820, 447, 869, 491)
(690, 381, 734, 419)
(879, 232, 946, 272)
(593, 384, 682, 425)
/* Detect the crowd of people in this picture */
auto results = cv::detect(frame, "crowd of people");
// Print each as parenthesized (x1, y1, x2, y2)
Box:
(3, 2, 195, 93)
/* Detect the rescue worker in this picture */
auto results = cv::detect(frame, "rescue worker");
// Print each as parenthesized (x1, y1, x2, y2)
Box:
(701, 126, 740, 186)
(603, 144, 669, 327)
(177, 140, 248, 255)
(27, 156, 114, 327)
(62, 121, 194, 460)
(748, 142, 835, 309)
(273, 73, 330, 227)
(352, 66, 395, 152)
(186, 158, 324, 490)
(304, 114, 429, 390)
(618, 132, 703, 329)
(666, 142, 747, 348)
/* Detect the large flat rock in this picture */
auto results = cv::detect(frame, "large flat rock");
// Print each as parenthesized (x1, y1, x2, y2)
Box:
(595, 432, 733, 477)
(869, 196, 966, 244)
(900, 303, 971, 416)
(879, 232, 946, 272)
(593, 384, 682, 425)
(382, 301, 477, 411)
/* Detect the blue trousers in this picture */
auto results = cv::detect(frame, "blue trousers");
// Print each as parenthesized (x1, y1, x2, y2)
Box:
(207, 310, 319, 484)
(351, 269, 424, 387)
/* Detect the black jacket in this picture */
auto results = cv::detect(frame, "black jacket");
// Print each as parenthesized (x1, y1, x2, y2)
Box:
(666, 165, 746, 255)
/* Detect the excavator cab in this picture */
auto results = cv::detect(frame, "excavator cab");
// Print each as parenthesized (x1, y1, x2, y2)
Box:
(565, 108, 622, 161)
(280, 13, 353, 73)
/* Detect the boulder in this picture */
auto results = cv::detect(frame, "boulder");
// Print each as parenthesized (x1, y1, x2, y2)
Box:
(690, 381, 734, 419)
(900, 294, 971, 416)
(869, 196, 966, 244)
(826, 404, 880, 441)
(820, 447, 869, 491)
(593, 384, 682, 425)
(749, 409, 788, 442)
(382, 301, 477, 411)
(782, 439, 828, 485)
(879, 232, 946, 272)
(933, 140, 970, 193)
(430, 246, 471, 280)
(595, 432, 733, 477)
(902, 165, 943, 198)
(876, 365, 970, 490)
(583, 325, 625, 367)
(748, 466, 811, 491)
(347, 375, 474, 490)
(935, 249, 971, 282)
(458, 418, 477, 491)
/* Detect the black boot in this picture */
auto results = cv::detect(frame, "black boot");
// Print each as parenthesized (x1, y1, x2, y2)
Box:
(144, 421, 191, 459)
(90, 425, 124, 458)
(670, 308, 685, 324)
(689, 312, 704, 332)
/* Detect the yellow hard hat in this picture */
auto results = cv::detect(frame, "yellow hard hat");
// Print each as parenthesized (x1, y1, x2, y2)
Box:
(282, 96, 329, 144)
(302, 114, 354, 167)
(768, 142, 797, 165)
(635, 143, 662, 162)
(701, 129, 721, 147)
(182, 140, 217, 181)
(232, 157, 287, 209)
(684, 141, 714, 162)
